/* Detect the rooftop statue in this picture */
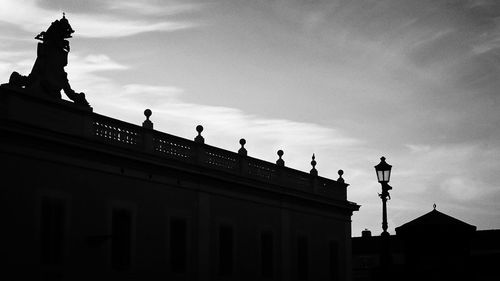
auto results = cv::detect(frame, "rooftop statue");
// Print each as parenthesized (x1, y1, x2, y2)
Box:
(7, 13, 89, 106)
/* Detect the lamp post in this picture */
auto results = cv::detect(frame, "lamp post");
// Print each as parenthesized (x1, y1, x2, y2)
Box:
(374, 156, 392, 237)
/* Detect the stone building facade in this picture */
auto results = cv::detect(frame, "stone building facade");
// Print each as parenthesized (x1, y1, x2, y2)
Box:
(1, 85, 359, 281)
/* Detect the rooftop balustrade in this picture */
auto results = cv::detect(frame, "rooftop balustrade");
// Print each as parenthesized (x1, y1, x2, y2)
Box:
(1, 85, 350, 201)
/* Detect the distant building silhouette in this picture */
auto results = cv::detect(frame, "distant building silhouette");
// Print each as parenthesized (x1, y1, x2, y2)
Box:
(0, 15, 359, 281)
(352, 208, 500, 281)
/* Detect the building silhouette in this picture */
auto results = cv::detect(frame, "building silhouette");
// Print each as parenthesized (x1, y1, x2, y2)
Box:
(0, 78, 359, 280)
(352, 208, 500, 281)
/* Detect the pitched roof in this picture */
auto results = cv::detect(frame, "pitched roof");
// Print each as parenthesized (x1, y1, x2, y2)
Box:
(395, 209, 476, 234)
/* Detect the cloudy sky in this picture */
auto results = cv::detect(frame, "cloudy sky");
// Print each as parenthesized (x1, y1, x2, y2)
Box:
(1, 0, 499, 236)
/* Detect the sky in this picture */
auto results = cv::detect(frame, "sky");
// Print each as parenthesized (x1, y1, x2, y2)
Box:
(1, 0, 499, 236)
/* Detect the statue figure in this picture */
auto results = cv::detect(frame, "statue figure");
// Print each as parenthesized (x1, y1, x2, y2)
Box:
(8, 13, 89, 106)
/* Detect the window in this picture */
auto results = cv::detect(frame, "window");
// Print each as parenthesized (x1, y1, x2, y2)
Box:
(297, 235, 308, 281)
(261, 230, 274, 278)
(329, 241, 339, 281)
(40, 196, 67, 265)
(218, 224, 233, 276)
(111, 207, 133, 271)
(170, 217, 187, 274)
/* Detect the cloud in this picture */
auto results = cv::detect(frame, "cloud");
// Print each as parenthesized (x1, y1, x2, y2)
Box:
(0, 49, 35, 84)
(121, 84, 183, 104)
(108, 83, 364, 168)
(71, 54, 128, 72)
(64, 53, 130, 98)
(73, 15, 195, 38)
(63, 51, 364, 174)
(405, 144, 431, 154)
(4, 0, 500, 237)
(0, 0, 199, 38)
(259, 0, 500, 92)
(108, 1, 204, 16)
(401, 143, 500, 201)
(440, 177, 479, 201)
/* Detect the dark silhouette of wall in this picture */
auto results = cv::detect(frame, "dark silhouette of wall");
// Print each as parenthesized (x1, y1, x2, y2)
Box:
(0, 84, 359, 281)
(352, 209, 500, 281)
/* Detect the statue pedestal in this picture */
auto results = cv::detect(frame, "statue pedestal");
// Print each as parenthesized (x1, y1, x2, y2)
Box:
(0, 84, 93, 138)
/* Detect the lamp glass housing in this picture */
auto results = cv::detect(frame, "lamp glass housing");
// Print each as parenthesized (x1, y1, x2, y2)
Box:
(374, 157, 392, 183)
(377, 171, 384, 182)
(383, 170, 390, 182)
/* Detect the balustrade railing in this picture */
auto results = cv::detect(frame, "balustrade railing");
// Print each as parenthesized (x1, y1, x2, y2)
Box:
(0, 84, 347, 200)
(93, 114, 142, 146)
(153, 132, 193, 161)
(89, 113, 345, 198)
(204, 146, 239, 171)
(282, 168, 312, 190)
(247, 159, 276, 181)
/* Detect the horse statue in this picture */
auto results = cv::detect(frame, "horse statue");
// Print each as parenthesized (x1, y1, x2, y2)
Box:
(8, 13, 89, 106)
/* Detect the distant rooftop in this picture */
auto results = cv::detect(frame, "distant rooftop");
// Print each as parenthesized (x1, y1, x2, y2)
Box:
(396, 208, 477, 234)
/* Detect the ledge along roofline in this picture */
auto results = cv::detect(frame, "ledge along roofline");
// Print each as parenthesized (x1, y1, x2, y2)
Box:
(0, 84, 360, 213)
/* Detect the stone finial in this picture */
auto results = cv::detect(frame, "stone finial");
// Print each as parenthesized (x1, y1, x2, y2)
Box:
(310, 154, 318, 176)
(433, 203, 437, 210)
(142, 109, 153, 129)
(194, 125, 204, 143)
(276, 150, 284, 166)
(337, 170, 344, 183)
(238, 138, 247, 156)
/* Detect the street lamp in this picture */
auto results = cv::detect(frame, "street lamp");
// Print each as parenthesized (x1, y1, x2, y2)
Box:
(374, 156, 392, 237)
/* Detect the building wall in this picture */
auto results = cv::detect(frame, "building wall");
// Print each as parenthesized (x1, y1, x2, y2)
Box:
(352, 219, 500, 281)
(1, 91, 356, 281)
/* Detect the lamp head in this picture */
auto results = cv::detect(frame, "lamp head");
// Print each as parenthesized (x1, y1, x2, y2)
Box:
(375, 156, 392, 183)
